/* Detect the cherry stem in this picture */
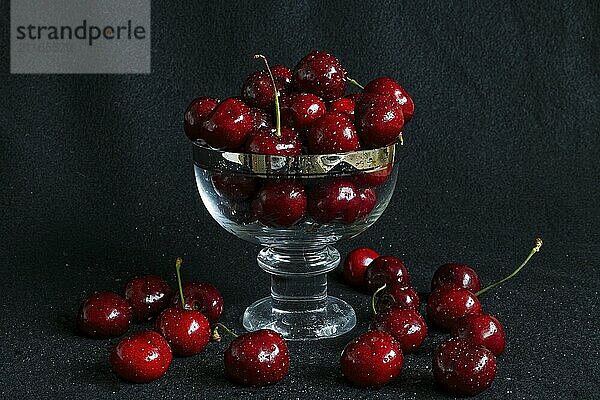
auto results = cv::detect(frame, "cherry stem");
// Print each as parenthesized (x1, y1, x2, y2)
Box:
(475, 237, 543, 297)
(254, 54, 281, 138)
(346, 77, 364, 90)
(175, 257, 186, 309)
(212, 323, 239, 342)
(371, 283, 387, 315)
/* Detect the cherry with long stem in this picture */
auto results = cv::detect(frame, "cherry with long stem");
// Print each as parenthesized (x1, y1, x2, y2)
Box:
(212, 322, 239, 342)
(174, 257, 186, 308)
(371, 283, 387, 315)
(255, 54, 281, 137)
(476, 237, 543, 296)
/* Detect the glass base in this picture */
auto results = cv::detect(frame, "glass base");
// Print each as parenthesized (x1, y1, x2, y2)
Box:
(242, 296, 357, 341)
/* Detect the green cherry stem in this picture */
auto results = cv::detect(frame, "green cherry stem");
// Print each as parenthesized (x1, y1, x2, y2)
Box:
(254, 54, 281, 137)
(175, 257, 186, 308)
(346, 77, 364, 90)
(371, 283, 387, 315)
(212, 323, 239, 342)
(475, 237, 544, 297)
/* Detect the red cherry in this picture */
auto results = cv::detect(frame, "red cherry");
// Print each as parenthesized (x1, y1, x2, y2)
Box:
(110, 330, 172, 383)
(271, 65, 292, 83)
(346, 93, 361, 102)
(340, 331, 403, 387)
(427, 284, 482, 331)
(212, 173, 257, 202)
(224, 329, 290, 387)
(201, 97, 253, 150)
(184, 97, 219, 140)
(355, 93, 404, 147)
(307, 112, 360, 154)
(328, 97, 355, 121)
(155, 307, 210, 357)
(431, 263, 482, 293)
(245, 126, 302, 156)
(293, 51, 347, 101)
(308, 180, 374, 224)
(280, 92, 326, 132)
(343, 247, 379, 289)
(362, 77, 414, 122)
(77, 291, 131, 339)
(171, 281, 223, 323)
(248, 107, 273, 130)
(252, 180, 307, 227)
(242, 71, 288, 110)
(433, 338, 497, 396)
(124, 275, 172, 322)
(371, 307, 428, 353)
(355, 164, 392, 188)
(451, 313, 506, 356)
(365, 256, 410, 293)
(376, 283, 420, 312)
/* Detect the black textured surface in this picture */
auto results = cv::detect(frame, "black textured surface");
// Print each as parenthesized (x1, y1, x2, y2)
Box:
(1, 1, 599, 399)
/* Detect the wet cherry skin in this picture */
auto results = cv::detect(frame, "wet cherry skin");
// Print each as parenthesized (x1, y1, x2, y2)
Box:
(355, 93, 404, 148)
(431, 263, 482, 293)
(427, 284, 482, 331)
(170, 281, 223, 323)
(451, 313, 506, 356)
(201, 97, 254, 151)
(362, 77, 414, 122)
(355, 164, 393, 188)
(77, 291, 132, 339)
(110, 330, 172, 383)
(124, 275, 173, 322)
(271, 65, 293, 83)
(252, 180, 307, 227)
(245, 126, 302, 156)
(340, 330, 404, 387)
(343, 247, 379, 289)
(371, 307, 428, 353)
(328, 97, 355, 121)
(433, 338, 497, 396)
(242, 71, 289, 110)
(308, 180, 375, 224)
(184, 97, 219, 140)
(248, 107, 273, 130)
(306, 112, 360, 154)
(224, 329, 290, 387)
(155, 307, 211, 356)
(293, 51, 347, 101)
(280, 92, 326, 132)
(376, 283, 420, 312)
(365, 256, 411, 293)
(212, 173, 257, 202)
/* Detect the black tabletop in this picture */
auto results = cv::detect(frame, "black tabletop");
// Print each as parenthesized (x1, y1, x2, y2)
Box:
(1, 1, 598, 399)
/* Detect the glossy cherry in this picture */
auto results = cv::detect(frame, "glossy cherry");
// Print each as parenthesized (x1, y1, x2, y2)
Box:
(308, 180, 375, 224)
(248, 107, 272, 130)
(433, 338, 497, 396)
(110, 330, 172, 383)
(307, 112, 360, 154)
(342, 247, 379, 289)
(184, 97, 219, 140)
(355, 164, 392, 188)
(245, 126, 302, 156)
(355, 93, 404, 147)
(427, 284, 482, 331)
(328, 97, 355, 121)
(376, 283, 420, 312)
(451, 313, 506, 356)
(224, 328, 290, 387)
(362, 77, 414, 122)
(340, 330, 404, 387)
(365, 256, 410, 293)
(124, 275, 172, 322)
(371, 307, 428, 353)
(212, 173, 257, 202)
(242, 71, 288, 110)
(280, 92, 326, 132)
(171, 281, 223, 323)
(431, 263, 481, 293)
(293, 51, 347, 101)
(77, 291, 131, 339)
(252, 180, 307, 227)
(201, 97, 253, 151)
(271, 65, 293, 83)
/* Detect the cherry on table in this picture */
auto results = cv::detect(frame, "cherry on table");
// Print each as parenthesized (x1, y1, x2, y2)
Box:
(251, 180, 307, 227)
(365, 256, 410, 293)
(433, 338, 497, 396)
(306, 112, 360, 154)
(376, 283, 420, 312)
(124, 275, 172, 322)
(171, 281, 223, 323)
(280, 92, 326, 132)
(293, 51, 347, 101)
(77, 291, 131, 339)
(245, 126, 302, 156)
(431, 263, 481, 293)
(308, 179, 374, 224)
(355, 93, 404, 148)
(110, 330, 172, 383)
(371, 306, 427, 353)
(184, 96, 219, 141)
(451, 313, 506, 356)
(342, 247, 379, 289)
(427, 284, 482, 331)
(340, 330, 404, 387)
(362, 76, 414, 122)
(201, 97, 254, 151)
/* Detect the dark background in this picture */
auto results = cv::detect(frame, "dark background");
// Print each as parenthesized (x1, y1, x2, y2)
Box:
(1, 1, 598, 399)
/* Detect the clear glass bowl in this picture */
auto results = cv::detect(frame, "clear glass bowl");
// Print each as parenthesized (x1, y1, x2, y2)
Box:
(193, 141, 400, 340)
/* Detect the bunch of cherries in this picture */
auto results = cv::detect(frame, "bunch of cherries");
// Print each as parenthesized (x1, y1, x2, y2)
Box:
(184, 51, 414, 228)
(76, 258, 289, 386)
(339, 238, 543, 395)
